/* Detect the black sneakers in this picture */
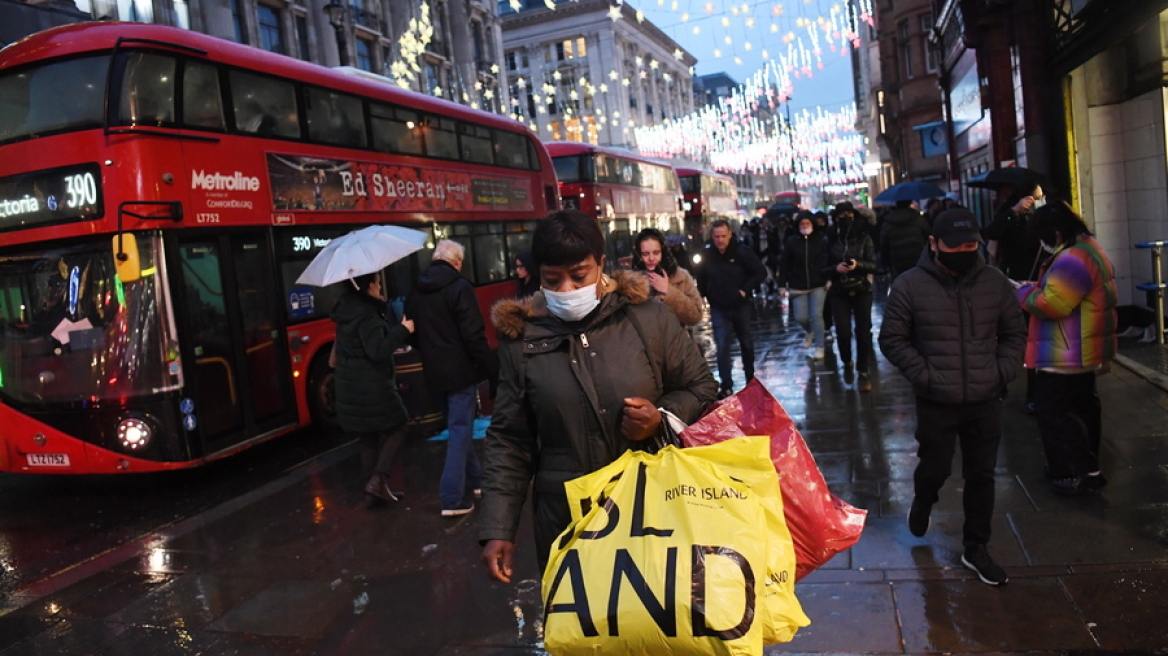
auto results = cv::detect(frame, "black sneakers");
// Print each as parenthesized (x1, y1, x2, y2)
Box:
(858, 372, 872, 392)
(843, 361, 855, 384)
(907, 496, 932, 537)
(1050, 476, 1086, 496)
(1083, 471, 1108, 490)
(717, 387, 733, 400)
(962, 544, 1009, 585)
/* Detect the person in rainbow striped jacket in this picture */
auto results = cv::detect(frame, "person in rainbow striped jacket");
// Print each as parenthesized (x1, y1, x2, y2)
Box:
(1016, 200, 1118, 497)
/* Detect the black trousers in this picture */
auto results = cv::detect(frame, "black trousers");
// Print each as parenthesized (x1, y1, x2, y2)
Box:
(913, 396, 1002, 546)
(1033, 370, 1102, 478)
(830, 290, 873, 372)
(357, 424, 408, 479)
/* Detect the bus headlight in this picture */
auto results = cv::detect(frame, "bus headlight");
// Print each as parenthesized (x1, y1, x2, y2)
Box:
(116, 417, 154, 451)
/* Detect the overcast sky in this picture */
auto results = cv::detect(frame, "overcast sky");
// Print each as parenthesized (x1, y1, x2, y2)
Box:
(634, 0, 859, 114)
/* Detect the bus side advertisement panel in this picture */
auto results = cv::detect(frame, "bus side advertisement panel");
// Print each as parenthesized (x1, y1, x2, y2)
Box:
(266, 155, 534, 215)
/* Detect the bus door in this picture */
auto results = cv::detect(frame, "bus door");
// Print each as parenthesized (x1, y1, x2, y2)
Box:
(175, 233, 296, 455)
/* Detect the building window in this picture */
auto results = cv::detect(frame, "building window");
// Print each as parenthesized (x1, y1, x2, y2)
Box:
(257, 5, 284, 54)
(424, 62, 441, 95)
(295, 14, 310, 60)
(919, 12, 933, 33)
(555, 41, 566, 61)
(228, 0, 246, 44)
(473, 23, 485, 61)
(355, 38, 372, 71)
(173, 0, 190, 29)
(521, 50, 529, 68)
(506, 51, 517, 71)
(900, 21, 913, 80)
(575, 37, 586, 58)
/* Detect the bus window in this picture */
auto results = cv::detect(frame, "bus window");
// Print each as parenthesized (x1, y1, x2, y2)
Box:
(277, 227, 349, 323)
(305, 87, 367, 148)
(182, 61, 225, 130)
(370, 104, 422, 155)
(460, 123, 494, 165)
(494, 130, 529, 169)
(471, 223, 506, 283)
(552, 155, 581, 183)
(117, 52, 176, 128)
(505, 225, 533, 276)
(423, 115, 458, 159)
(679, 176, 697, 194)
(230, 70, 300, 138)
(0, 55, 108, 142)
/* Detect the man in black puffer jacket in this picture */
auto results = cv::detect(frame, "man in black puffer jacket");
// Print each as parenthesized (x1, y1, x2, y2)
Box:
(406, 240, 498, 517)
(879, 200, 932, 278)
(695, 219, 768, 397)
(879, 209, 1026, 587)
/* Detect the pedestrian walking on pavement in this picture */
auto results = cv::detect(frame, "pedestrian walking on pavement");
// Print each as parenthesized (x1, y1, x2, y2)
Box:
(405, 240, 498, 517)
(1016, 201, 1118, 496)
(479, 210, 717, 581)
(514, 250, 540, 299)
(695, 219, 768, 397)
(879, 208, 1027, 586)
(631, 227, 704, 327)
(779, 212, 828, 359)
(878, 200, 932, 279)
(822, 201, 877, 392)
(331, 272, 416, 507)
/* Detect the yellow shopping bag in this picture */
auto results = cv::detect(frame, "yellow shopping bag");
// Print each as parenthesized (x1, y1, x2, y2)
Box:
(543, 436, 809, 656)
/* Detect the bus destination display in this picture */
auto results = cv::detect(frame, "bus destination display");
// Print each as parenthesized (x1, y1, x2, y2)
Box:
(0, 163, 103, 232)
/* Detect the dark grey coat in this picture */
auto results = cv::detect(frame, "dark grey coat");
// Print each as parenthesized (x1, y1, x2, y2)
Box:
(878, 249, 1027, 405)
(331, 290, 411, 433)
(478, 271, 717, 561)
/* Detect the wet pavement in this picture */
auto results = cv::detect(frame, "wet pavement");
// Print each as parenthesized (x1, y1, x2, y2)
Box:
(2, 294, 1168, 655)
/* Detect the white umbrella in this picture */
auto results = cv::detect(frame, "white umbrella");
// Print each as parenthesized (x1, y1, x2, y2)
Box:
(296, 225, 429, 287)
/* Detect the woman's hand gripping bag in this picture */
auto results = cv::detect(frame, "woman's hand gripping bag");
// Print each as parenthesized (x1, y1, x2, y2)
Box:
(681, 379, 867, 581)
(542, 436, 808, 656)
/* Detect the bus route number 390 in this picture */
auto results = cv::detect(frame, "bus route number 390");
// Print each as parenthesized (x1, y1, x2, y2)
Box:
(64, 172, 97, 208)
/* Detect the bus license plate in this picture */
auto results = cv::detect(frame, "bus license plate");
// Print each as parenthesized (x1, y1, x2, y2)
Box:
(26, 453, 70, 467)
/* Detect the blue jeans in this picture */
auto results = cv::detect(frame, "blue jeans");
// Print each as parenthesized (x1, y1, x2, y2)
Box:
(440, 383, 482, 509)
(790, 287, 826, 349)
(710, 303, 754, 390)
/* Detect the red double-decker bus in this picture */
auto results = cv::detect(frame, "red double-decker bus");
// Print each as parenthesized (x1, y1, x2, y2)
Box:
(676, 167, 738, 259)
(0, 23, 557, 474)
(545, 141, 683, 265)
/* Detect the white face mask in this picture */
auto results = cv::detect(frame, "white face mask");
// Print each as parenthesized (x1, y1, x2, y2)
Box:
(543, 282, 600, 321)
(1040, 239, 1058, 254)
(1032, 198, 1047, 210)
(799, 226, 813, 236)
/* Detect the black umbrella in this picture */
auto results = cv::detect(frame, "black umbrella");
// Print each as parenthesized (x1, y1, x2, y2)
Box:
(765, 202, 800, 219)
(967, 167, 1044, 193)
(873, 180, 947, 204)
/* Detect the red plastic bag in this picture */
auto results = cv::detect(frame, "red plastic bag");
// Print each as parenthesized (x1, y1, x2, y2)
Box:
(680, 379, 867, 580)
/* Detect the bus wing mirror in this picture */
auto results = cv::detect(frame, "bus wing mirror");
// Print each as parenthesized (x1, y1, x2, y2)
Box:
(113, 233, 142, 283)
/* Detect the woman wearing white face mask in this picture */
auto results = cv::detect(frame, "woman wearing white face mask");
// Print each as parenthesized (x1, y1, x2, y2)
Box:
(780, 213, 829, 359)
(478, 210, 718, 582)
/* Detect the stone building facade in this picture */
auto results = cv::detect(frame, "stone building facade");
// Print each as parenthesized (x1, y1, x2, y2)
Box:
(499, 0, 695, 148)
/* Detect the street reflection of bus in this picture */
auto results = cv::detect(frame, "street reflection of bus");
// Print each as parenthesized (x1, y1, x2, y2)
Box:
(676, 167, 739, 257)
(0, 23, 557, 474)
(545, 141, 683, 265)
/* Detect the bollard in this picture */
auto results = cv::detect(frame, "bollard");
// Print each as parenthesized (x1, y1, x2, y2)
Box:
(1135, 240, 1167, 345)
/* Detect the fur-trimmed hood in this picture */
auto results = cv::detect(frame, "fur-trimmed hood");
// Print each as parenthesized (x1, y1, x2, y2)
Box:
(492, 269, 651, 339)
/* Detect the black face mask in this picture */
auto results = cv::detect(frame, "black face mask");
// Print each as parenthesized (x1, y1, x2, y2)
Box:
(936, 249, 978, 275)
